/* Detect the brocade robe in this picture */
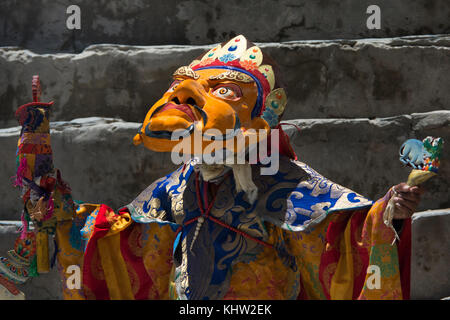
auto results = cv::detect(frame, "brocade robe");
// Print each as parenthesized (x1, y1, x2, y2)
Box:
(55, 156, 411, 300)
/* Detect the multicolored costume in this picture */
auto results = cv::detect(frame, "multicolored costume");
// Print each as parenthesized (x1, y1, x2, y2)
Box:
(0, 76, 74, 299)
(3, 36, 428, 300)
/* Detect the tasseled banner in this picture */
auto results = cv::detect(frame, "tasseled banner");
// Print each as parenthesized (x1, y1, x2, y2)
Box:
(20, 210, 31, 240)
(13, 157, 27, 188)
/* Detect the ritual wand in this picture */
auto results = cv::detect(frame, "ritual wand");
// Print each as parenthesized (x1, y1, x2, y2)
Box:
(384, 136, 444, 244)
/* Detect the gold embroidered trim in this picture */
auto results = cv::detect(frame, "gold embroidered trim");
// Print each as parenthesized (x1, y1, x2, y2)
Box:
(209, 71, 254, 83)
(173, 66, 200, 80)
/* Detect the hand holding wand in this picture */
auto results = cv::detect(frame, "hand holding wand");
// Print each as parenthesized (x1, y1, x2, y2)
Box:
(384, 136, 444, 244)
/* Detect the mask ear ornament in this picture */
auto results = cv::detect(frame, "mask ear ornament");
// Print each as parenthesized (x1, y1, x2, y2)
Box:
(261, 88, 287, 128)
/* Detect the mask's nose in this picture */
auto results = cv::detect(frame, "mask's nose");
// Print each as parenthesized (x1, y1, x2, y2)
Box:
(169, 79, 206, 107)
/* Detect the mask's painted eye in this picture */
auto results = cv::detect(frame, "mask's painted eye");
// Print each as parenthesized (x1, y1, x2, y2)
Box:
(167, 80, 182, 93)
(211, 84, 242, 101)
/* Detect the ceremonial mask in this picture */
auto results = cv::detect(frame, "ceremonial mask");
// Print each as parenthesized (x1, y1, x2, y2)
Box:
(133, 35, 288, 158)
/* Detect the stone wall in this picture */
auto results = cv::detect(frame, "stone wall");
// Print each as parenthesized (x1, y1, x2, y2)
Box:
(1, 0, 449, 53)
(1, 36, 449, 127)
(411, 209, 450, 299)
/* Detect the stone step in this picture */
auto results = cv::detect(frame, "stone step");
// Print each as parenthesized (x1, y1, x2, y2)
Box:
(411, 209, 450, 299)
(1, 208, 449, 299)
(1, 35, 449, 127)
(0, 111, 448, 220)
(1, 0, 449, 53)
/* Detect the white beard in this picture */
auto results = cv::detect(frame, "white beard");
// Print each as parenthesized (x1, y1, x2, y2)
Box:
(197, 163, 258, 205)
(229, 163, 258, 205)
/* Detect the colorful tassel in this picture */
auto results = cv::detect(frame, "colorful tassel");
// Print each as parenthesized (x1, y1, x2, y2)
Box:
(19, 210, 31, 240)
(13, 157, 27, 188)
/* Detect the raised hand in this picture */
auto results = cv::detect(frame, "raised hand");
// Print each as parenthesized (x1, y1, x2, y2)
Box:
(390, 182, 425, 219)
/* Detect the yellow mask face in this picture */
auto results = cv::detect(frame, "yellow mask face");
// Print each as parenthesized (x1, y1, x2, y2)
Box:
(133, 35, 287, 157)
(133, 68, 270, 155)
